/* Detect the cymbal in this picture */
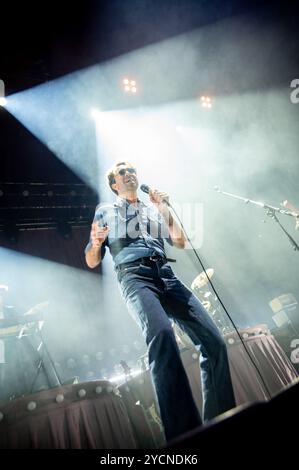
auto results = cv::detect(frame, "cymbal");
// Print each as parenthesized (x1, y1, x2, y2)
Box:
(191, 269, 214, 290)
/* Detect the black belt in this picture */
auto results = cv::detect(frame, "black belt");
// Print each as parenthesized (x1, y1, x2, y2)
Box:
(116, 256, 176, 271)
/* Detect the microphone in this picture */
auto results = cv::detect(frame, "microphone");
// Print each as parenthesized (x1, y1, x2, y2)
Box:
(140, 184, 170, 206)
(140, 184, 150, 194)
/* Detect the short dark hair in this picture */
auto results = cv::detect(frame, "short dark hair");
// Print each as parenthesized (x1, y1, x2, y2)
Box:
(106, 161, 134, 195)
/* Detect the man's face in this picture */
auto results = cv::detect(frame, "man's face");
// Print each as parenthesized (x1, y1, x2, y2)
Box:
(112, 164, 139, 194)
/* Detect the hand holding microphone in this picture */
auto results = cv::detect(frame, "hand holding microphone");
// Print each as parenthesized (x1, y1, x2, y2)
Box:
(140, 184, 170, 206)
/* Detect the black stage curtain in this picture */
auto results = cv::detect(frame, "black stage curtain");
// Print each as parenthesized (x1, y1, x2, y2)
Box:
(0, 226, 97, 272)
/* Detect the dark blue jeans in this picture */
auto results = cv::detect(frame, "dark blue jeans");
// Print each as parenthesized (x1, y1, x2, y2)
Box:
(117, 261, 236, 442)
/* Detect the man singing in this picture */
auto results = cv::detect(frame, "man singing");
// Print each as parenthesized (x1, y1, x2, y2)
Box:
(85, 161, 236, 442)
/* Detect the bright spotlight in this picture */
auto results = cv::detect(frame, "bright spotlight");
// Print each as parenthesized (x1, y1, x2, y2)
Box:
(122, 78, 138, 94)
(200, 95, 213, 109)
(0, 97, 7, 107)
(90, 108, 102, 120)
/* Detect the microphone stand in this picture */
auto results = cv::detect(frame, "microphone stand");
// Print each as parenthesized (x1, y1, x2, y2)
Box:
(167, 192, 273, 396)
(214, 187, 299, 251)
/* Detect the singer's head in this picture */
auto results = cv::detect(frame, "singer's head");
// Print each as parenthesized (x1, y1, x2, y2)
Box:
(107, 161, 139, 199)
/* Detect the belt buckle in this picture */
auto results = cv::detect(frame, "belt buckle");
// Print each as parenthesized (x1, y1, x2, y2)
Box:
(149, 255, 161, 262)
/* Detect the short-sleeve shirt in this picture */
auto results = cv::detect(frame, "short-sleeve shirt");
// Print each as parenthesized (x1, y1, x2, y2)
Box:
(85, 196, 173, 268)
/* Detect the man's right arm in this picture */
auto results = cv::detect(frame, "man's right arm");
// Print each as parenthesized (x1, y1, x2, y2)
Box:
(85, 223, 109, 269)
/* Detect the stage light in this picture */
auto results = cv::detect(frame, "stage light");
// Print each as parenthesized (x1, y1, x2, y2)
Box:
(200, 95, 213, 109)
(82, 354, 90, 365)
(90, 108, 102, 119)
(66, 358, 77, 369)
(86, 371, 95, 379)
(122, 78, 138, 94)
(109, 368, 142, 384)
(0, 97, 7, 107)
(95, 351, 103, 361)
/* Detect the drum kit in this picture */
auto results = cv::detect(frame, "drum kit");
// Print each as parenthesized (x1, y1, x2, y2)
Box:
(191, 268, 233, 335)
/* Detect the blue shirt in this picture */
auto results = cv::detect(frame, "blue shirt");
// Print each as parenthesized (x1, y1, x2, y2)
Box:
(85, 196, 173, 268)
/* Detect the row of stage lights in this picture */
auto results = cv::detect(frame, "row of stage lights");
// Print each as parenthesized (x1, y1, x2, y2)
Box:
(64, 343, 146, 383)
(63, 348, 201, 385)
(0, 77, 213, 108)
(0, 189, 80, 198)
(65, 341, 144, 369)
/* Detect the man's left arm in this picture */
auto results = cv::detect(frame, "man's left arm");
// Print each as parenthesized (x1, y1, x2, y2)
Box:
(149, 189, 186, 249)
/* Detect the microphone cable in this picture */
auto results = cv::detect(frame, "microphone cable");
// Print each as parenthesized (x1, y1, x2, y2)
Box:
(154, 191, 272, 399)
